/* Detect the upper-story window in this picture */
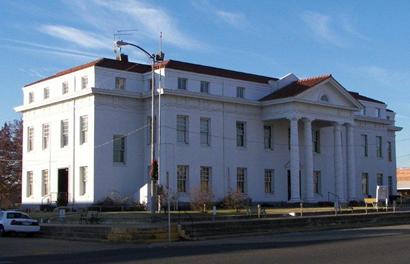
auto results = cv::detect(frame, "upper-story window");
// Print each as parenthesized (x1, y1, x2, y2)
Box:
(81, 76, 88, 89)
(113, 135, 126, 163)
(236, 86, 245, 98)
(60, 119, 69, 148)
(62, 81, 69, 94)
(200, 81, 210, 94)
(376, 108, 381, 118)
(178, 78, 187, 90)
(43, 88, 49, 99)
(361, 134, 368, 157)
(376, 136, 383, 158)
(28, 92, 34, 103)
(42, 124, 49, 150)
(115, 77, 126, 90)
(264, 125, 273, 150)
(80, 115, 88, 145)
(236, 121, 246, 147)
(314, 129, 320, 153)
(200, 118, 211, 146)
(388, 141, 392, 162)
(177, 115, 189, 144)
(27, 127, 34, 152)
(361, 107, 367, 116)
(320, 94, 329, 102)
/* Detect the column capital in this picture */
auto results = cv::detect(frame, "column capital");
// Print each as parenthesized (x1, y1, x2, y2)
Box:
(344, 122, 355, 128)
(302, 117, 315, 123)
(286, 114, 300, 121)
(333, 121, 343, 128)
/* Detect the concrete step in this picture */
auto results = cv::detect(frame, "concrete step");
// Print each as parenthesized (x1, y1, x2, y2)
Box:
(179, 212, 410, 240)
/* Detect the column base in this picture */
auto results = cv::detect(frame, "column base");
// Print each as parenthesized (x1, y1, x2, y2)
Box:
(288, 198, 301, 203)
(304, 197, 316, 203)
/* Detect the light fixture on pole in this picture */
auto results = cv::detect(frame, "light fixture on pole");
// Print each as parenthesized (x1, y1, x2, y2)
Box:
(115, 40, 164, 214)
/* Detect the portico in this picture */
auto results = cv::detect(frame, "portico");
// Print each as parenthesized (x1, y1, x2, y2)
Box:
(261, 75, 362, 203)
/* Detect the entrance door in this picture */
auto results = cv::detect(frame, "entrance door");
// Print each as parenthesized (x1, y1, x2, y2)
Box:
(287, 170, 302, 201)
(58, 168, 69, 206)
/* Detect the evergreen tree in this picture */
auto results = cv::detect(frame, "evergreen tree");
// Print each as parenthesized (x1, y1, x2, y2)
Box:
(0, 120, 22, 208)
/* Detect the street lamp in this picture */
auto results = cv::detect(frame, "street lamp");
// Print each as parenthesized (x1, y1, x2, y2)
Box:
(115, 40, 164, 214)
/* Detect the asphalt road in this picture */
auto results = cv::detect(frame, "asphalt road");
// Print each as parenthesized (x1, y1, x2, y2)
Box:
(1, 225, 410, 263)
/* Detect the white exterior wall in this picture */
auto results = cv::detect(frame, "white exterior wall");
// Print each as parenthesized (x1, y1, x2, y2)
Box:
(17, 61, 400, 207)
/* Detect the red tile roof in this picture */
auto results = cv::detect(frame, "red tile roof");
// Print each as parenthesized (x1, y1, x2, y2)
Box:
(24, 58, 277, 87)
(156, 60, 277, 84)
(24, 58, 151, 87)
(259, 75, 331, 101)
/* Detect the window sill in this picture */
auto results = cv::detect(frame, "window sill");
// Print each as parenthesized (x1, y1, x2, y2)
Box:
(113, 162, 127, 167)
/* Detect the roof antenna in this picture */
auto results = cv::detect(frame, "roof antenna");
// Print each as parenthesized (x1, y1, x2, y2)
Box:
(113, 29, 138, 60)
(156, 32, 165, 61)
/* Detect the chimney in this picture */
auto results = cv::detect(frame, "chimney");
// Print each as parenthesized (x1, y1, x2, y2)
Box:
(116, 53, 128, 62)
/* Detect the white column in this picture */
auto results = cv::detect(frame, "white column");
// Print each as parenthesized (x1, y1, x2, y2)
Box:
(303, 118, 314, 202)
(289, 117, 300, 202)
(334, 122, 344, 202)
(346, 123, 356, 201)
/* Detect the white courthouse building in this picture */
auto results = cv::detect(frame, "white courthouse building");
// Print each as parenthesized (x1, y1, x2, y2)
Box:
(15, 55, 401, 207)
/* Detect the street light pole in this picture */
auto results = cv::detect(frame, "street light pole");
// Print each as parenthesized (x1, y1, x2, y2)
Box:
(115, 40, 164, 214)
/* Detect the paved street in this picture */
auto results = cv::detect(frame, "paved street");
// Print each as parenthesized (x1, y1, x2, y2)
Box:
(1, 225, 410, 263)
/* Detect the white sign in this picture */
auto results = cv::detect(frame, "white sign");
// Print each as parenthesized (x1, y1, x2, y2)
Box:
(376, 185, 389, 202)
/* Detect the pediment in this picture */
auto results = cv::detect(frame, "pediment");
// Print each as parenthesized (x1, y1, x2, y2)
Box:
(295, 78, 361, 109)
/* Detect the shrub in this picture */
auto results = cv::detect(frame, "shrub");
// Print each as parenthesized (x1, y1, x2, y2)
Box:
(222, 192, 251, 211)
(190, 187, 214, 212)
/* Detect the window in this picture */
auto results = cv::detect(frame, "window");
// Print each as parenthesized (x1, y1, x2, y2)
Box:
(236, 86, 245, 98)
(288, 128, 291, 150)
(388, 141, 392, 162)
(177, 115, 189, 144)
(27, 126, 34, 152)
(42, 124, 49, 150)
(376, 136, 383, 158)
(320, 94, 329, 102)
(388, 176, 393, 195)
(28, 92, 34, 103)
(236, 121, 246, 147)
(113, 135, 126, 163)
(42, 170, 49, 196)
(60, 120, 69, 147)
(314, 171, 321, 194)
(362, 173, 369, 195)
(200, 81, 209, 93)
(200, 166, 211, 193)
(314, 129, 320, 153)
(361, 134, 368, 157)
(80, 115, 88, 145)
(177, 78, 187, 90)
(200, 118, 211, 146)
(264, 125, 273, 150)
(81, 76, 88, 89)
(237, 168, 247, 193)
(80, 166, 88, 196)
(27, 171, 33, 197)
(62, 81, 69, 94)
(377, 173, 384, 186)
(147, 116, 157, 144)
(264, 169, 274, 193)
(376, 108, 381, 118)
(115, 77, 126, 90)
(361, 107, 367, 116)
(148, 78, 155, 92)
(177, 165, 189, 193)
(43, 88, 49, 99)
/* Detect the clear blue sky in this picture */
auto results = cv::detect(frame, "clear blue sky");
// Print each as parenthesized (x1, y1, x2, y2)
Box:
(1, 0, 410, 166)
